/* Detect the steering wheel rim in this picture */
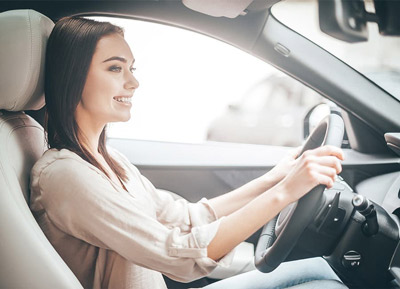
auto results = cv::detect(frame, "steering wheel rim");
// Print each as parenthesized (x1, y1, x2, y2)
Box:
(254, 113, 345, 273)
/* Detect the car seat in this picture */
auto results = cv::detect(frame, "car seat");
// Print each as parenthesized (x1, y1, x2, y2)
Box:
(0, 9, 83, 289)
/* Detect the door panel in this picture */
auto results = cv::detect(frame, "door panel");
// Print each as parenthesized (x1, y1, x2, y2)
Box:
(108, 138, 288, 201)
(108, 138, 400, 203)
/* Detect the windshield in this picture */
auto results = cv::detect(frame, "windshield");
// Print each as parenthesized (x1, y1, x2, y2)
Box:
(271, 0, 400, 101)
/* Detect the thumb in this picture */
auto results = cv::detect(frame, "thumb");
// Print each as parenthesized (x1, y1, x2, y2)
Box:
(289, 146, 302, 159)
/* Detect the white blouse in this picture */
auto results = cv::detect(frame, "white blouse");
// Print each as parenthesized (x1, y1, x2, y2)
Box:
(30, 148, 233, 289)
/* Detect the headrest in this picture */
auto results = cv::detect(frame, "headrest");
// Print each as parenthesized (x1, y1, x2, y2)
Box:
(0, 10, 54, 111)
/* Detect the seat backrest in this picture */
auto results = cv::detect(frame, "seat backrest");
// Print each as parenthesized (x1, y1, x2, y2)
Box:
(0, 9, 83, 289)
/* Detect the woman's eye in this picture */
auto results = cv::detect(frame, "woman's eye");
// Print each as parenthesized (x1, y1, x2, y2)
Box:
(109, 65, 122, 72)
(130, 67, 137, 73)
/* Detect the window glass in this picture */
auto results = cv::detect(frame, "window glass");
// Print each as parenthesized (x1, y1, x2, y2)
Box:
(92, 17, 325, 147)
(272, 0, 400, 101)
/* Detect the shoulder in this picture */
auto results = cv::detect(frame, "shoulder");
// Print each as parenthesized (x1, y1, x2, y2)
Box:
(32, 148, 89, 175)
(30, 149, 118, 202)
(31, 148, 102, 189)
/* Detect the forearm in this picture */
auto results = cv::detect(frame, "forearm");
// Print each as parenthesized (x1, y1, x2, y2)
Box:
(207, 183, 290, 261)
(208, 172, 278, 218)
(207, 145, 344, 262)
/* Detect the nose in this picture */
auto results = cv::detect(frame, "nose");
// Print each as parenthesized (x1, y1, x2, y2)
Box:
(124, 70, 139, 91)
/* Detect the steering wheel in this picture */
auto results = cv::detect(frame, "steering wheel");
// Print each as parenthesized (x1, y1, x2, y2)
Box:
(254, 113, 345, 273)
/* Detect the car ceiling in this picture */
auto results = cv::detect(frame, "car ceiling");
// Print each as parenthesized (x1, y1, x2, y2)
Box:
(1, 1, 274, 50)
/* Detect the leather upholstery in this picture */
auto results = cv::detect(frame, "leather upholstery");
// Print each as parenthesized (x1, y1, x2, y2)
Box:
(0, 10, 52, 111)
(0, 10, 83, 289)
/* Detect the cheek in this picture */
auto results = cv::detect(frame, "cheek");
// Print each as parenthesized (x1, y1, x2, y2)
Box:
(82, 71, 117, 108)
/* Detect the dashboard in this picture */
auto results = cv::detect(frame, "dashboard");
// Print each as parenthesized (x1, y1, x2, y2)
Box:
(356, 171, 400, 286)
(324, 133, 400, 288)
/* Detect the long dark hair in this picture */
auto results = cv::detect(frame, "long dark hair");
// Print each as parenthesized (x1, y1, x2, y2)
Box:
(45, 17, 127, 182)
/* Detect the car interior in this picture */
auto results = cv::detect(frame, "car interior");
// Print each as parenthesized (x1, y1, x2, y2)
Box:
(1, 1, 400, 289)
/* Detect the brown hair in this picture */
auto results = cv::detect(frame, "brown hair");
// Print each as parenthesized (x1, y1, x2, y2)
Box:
(45, 17, 128, 182)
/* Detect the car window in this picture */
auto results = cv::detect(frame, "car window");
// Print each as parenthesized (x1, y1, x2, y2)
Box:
(272, 0, 400, 101)
(91, 16, 328, 147)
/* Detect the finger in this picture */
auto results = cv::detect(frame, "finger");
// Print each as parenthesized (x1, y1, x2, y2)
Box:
(312, 156, 342, 174)
(300, 153, 341, 174)
(313, 165, 338, 180)
(311, 171, 335, 188)
(313, 145, 344, 160)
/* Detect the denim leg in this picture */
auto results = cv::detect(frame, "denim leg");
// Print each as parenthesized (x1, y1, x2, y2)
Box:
(202, 257, 345, 289)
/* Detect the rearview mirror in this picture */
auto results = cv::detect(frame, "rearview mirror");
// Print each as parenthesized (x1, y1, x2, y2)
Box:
(318, 0, 400, 43)
(318, 0, 368, 43)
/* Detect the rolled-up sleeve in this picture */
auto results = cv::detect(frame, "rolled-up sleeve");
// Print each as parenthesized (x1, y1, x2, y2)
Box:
(36, 157, 233, 282)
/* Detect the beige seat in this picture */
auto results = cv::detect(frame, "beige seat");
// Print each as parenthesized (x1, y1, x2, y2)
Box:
(0, 9, 83, 288)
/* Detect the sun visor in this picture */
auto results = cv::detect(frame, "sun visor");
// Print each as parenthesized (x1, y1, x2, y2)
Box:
(182, 0, 254, 18)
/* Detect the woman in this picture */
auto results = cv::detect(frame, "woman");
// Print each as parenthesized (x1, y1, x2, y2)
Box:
(30, 17, 346, 289)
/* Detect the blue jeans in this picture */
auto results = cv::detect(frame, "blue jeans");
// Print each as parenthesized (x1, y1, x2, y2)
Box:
(202, 257, 346, 289)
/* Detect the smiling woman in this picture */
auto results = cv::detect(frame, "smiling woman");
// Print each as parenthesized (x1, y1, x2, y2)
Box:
(82, 50, 137, 110)
(75, 33, 138, 144)
(45, 17, 138, 186)
(29, 14, 347, 289)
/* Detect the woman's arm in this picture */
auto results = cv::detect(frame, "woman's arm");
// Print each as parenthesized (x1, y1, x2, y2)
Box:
(208, 145, 344, 261)
(207, 174, 277, 218)
(208, 147, 300, 218)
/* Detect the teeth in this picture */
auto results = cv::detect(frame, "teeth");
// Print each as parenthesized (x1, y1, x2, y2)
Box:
(114, 97, 131, 103)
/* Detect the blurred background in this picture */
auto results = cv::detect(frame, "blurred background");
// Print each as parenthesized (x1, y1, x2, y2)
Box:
(96, 0, 399, 147)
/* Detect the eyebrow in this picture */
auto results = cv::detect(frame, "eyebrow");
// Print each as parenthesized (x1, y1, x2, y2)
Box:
(102, 56, 135, 64)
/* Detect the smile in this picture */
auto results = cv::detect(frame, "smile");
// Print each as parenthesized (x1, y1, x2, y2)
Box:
(113, 96, 132, 104)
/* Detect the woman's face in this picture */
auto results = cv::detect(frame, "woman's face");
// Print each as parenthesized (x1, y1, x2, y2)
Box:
(76, 33, 139, 127)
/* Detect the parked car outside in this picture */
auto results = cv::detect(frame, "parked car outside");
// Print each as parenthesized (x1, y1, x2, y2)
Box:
(207, 74, 325, 146)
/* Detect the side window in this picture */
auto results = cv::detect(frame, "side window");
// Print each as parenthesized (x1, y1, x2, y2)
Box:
(92, 17, 325, 147)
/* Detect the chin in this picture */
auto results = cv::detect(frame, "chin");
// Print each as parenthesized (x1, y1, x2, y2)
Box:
(108, 113, 131, 123)
(118, 114, 131, 122)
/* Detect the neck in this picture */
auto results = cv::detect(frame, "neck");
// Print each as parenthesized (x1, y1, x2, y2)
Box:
(75, 109, 105, 157)
(78, 126, 103, 157)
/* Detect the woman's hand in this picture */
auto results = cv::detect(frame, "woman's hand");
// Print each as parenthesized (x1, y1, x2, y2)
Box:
(208, 145, 344, 261)
(260, 147, 301, 188)
(278, 145, 344, 204)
